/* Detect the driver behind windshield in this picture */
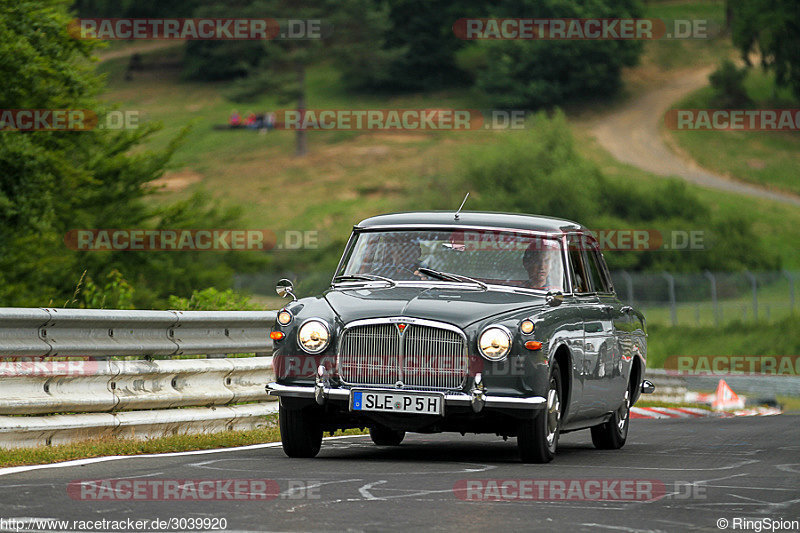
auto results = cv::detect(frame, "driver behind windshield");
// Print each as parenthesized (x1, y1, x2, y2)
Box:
(522, 242, 557, 290)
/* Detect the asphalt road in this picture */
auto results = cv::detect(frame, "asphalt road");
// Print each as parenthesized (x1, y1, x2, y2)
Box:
(1, 415, 799, 533)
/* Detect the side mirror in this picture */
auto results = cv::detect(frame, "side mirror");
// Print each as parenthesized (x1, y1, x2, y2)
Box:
(546, 291, 564, 307)
(276, 278, 297, 301)
(641, 379, 655, 394)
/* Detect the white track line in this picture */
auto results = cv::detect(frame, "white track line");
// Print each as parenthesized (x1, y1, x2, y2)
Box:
(0, 435, 369, 478)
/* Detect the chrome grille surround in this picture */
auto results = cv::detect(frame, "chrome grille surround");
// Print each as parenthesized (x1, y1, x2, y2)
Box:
(337, 317, 468, 391)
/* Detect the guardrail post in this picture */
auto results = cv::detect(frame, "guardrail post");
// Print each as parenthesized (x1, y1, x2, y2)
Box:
(784, 270, 795, 313)
(704, 270, 718, 327)
(661, 272, 677, 327)
(621, 270, 634, 306)
(744, 271, 758, 321)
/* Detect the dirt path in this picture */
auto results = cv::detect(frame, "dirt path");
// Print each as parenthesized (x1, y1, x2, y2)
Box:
(590, 66, 800, 207)
(95, 41, 180, 63)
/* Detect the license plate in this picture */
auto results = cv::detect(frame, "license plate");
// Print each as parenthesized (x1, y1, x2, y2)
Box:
(350, 390, 443, 415)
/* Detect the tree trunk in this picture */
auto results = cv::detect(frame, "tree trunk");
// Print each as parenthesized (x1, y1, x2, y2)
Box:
(295, 63, 307, 157)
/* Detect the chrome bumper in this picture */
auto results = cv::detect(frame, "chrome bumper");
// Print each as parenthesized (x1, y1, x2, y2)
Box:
(266, 382, 546, 411)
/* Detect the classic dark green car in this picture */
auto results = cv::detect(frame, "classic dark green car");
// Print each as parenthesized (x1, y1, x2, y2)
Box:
(267, 211, 654, 463)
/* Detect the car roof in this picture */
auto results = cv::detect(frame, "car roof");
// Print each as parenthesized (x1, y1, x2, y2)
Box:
(355, 211, 585, 233)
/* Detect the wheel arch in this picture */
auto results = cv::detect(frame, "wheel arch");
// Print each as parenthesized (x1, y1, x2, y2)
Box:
(630, 356, 643, 405)
(551, 343, 572, 421)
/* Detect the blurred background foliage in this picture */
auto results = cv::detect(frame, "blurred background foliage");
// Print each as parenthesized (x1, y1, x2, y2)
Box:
(1, 0, 797, 312)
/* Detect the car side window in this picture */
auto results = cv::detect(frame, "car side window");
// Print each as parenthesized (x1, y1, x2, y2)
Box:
(584, 244, 611, 293)
(567, 239, 591, 294)
(592, 246, 615, 294)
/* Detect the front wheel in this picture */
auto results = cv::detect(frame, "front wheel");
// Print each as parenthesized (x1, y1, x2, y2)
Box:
(279, 403, 323, 458)
(590, 383, 631, 450)
(370, 425, 405, 446)
(517, 360, 562, 463)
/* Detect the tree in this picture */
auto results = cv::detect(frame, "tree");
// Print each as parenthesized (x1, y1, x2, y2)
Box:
(456, 0, 644, 109)
(0, 0, 259, 307)
(730, 0, 800, 99)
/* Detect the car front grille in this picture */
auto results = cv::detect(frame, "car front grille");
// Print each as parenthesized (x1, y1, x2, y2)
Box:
(338, 320, 468, 391)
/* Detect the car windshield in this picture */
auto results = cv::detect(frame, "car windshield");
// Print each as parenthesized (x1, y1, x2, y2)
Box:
(336, 229, 566, 291)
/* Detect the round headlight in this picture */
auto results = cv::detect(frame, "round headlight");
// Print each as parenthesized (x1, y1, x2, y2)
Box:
(478, 326, 512, 361)
(520, 319, 535, 335)
(297, 319, 330, 354)
(277, 310, 293, 325)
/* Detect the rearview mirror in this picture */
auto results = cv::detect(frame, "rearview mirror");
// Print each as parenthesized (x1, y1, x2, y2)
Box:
(276, 278, 297, 301)
(546, 291, 564, 307)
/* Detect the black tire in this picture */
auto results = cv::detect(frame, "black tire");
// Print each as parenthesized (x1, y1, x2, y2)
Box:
(370, 425, 405, 446)
(279, 403, 323, 458)
(517, 360, 562, 463)
(590, 381, 632, 450)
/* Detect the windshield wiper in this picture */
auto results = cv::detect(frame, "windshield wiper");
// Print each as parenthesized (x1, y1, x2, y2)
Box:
(417, 268, 488, 290)
(332, 274, 396, 287)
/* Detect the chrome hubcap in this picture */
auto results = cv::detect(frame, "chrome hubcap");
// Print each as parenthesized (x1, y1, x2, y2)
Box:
(546, 379, 560, 447)
(617, 389, 630, 433)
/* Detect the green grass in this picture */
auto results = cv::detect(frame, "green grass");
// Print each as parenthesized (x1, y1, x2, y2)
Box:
(666, 69, 800, 195)
(646, 316, 800, 368)
(776, 396, 800, 412)
(639, 0, 733, 71)
(573, 127, 800, 270)
(0, 416, 367, 468)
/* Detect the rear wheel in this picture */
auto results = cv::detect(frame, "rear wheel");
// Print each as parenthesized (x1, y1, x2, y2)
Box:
(517, 360, 562, 463)
(370, 425, 405, 446)
(590, 382, 631, 450)
(279, 403, 323, 458)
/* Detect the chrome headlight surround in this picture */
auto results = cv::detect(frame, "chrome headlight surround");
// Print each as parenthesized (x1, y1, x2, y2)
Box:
(297, 318, 331, 354)
(477, 325, 512, 361)
(277, 309, 293, 326)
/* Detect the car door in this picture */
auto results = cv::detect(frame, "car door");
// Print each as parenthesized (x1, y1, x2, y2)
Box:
(565, 237, 606, 419)
(584, 243, 629, 412)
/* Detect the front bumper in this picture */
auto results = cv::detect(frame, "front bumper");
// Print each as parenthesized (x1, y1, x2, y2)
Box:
(266, 382, 546, 412)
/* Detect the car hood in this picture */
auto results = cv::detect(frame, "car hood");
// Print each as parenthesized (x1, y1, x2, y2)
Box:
(324, 285, 545, 329)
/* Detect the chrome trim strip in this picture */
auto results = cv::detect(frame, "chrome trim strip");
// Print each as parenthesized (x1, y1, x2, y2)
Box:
(352, 224, 579, 236)
(267, 383, 546, 410)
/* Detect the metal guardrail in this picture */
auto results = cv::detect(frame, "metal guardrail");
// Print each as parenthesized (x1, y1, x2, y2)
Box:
(0, 308, 276, 357)
(0, 308, 277, 448)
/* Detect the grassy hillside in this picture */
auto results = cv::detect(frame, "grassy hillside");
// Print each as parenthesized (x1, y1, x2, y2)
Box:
(666, 70, 800, 195)
(91, 1, 798, 284)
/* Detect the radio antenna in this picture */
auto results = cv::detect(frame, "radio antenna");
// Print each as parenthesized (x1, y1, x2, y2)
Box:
(454, 192, 470, 220)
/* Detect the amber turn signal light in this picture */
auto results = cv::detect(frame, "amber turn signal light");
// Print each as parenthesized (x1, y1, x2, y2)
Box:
(525, 340, 542, 350)
(270, 331, 285, 341)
